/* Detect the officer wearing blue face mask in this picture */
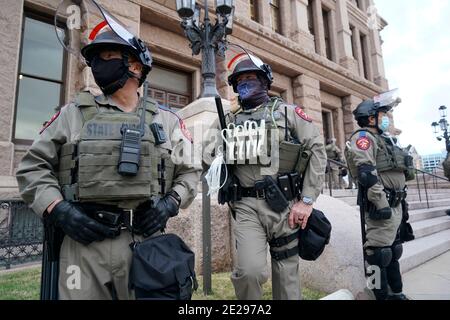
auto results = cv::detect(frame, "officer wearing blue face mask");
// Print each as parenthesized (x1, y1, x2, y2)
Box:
(345, 95, 413, 300)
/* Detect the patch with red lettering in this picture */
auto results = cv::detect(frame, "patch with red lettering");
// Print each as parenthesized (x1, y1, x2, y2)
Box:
(295, 107, 312, 122)
(180, 119, 193, 143)
(356, 137, 371, 150)
(39, 111, 61, 135)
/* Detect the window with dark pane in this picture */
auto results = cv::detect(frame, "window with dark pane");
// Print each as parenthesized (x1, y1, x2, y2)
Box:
(148, 65, 191, 111)
(14, 14, 66, 142)
(249, 0, 259, 22)
(322, 8, 332, 60)
(270, 0, 281, 34)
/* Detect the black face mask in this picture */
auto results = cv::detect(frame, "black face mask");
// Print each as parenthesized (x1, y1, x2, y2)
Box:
(91, 55, 131, 95)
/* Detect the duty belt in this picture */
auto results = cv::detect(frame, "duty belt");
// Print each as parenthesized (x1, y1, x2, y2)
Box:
(79, 203, 135, 231)
(384, 188, 407, 208)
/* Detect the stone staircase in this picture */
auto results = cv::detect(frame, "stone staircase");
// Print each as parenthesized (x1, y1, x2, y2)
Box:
(327, 188, 450, 273)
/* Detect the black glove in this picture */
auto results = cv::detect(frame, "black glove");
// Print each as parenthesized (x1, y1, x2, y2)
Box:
(135, 192, 180, 238)
(46, 201, 117, 246)
(369, 207, 392, 221)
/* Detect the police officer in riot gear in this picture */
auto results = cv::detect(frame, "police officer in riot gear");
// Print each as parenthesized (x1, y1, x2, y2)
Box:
(345, 93, 413, 300)
(16, 28, 200, 300)
(208, 52, 327, 300)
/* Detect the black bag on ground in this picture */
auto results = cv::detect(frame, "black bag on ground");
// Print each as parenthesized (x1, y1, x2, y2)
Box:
(298, 209, 332, 261)
(129, 233, 198, 300)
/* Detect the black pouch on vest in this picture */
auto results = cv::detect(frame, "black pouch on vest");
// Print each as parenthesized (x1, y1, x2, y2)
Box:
(129, 233, 198, 300)
(262, 176, 289, 213)
(298, 209, 332, 261)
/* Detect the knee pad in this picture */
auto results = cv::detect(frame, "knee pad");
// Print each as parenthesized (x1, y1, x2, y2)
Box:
(366, 247, 392, 268)
(391, 243, 403, 261)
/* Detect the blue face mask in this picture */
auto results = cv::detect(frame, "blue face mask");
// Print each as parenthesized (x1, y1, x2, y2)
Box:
(236, 78, 269, 109)
(378, 115, 390, 132)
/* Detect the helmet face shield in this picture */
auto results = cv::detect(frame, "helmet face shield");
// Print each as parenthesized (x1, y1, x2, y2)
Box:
(227, 46, 273, 92)
(55, 0, 152, 70)
(374, 88, 401, 109)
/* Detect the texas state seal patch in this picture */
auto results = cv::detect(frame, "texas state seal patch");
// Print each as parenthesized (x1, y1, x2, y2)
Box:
(295, 107, 312, 122)
(356, 136, 371, 150)
(179, 119, 193, 143)
(39, 111, 61, 135)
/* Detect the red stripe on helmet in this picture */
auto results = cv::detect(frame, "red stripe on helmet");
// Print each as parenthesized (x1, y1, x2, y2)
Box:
(227, 52, 248, 71)
(89, 20, 108, 41)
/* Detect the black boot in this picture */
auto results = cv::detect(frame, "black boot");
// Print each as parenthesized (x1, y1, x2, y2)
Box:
(386, 293, 410, 300)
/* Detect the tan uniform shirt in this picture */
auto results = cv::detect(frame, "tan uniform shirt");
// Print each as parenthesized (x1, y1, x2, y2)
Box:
(349, 130, 406, 209)
(16, 93, 201, 217)
(207, 99, 326, 202)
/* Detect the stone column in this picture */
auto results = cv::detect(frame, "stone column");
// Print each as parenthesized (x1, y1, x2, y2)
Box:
(335, 0, 358, 71)
(328, 9, 338, 62)
(290, 0, 315, 52)
(279, 0, 291, 37)
(343, 95, 363, 139)
(259, 0, 273, 31)
(312, 0, 327, 57)
(0, 0, 24, 177)
(293, 74, 323, 128)
(367, 0, 388, 89)
(353, 28, 364, 78)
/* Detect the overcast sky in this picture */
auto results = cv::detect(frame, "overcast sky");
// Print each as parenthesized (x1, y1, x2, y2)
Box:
(374, 0, 450, 156)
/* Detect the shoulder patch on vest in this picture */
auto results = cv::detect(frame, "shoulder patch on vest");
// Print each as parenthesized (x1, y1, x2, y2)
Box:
(295, 106, 312, 122)
(356, 136, 371, 151)
(159, 105, 193, 143)
(40, 111, 61, 135)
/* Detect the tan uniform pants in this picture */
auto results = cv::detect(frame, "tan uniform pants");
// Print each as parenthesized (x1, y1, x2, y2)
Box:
(231, 198, 301, 300)
(365, 204, 402, 248)
(58, 230, 145, 300)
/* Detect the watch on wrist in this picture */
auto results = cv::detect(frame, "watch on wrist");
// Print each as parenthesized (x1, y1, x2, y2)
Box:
(302, 196, 314, 206)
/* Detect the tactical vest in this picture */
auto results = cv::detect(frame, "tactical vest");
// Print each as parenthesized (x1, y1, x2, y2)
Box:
(230, 98, 311, 175)
(57, 92, 175, 203)
(345, 129, 413, 179)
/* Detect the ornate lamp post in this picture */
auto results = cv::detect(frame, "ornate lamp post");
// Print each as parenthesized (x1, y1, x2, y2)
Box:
(176, 0, 234, 97)
(431, 105, 450, 152)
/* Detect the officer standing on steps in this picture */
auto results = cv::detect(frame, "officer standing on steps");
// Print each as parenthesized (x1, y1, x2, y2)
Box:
(345, 91, 412, 300)
(16, 28, 201, 300)
(325, 138, 344, 189)
(208, 52, 327, 300)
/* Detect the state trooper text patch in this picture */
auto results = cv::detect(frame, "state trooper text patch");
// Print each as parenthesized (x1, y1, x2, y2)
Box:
(356, 137, 371, 150)
(295, 107, 312, 122)
(40, 111, 61, 135)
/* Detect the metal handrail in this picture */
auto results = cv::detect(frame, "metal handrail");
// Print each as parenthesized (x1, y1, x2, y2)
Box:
(413, 168, 450, 209)
(324, 160, 450, 210)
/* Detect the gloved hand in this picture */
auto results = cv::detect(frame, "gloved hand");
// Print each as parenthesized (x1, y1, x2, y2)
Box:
(369, 207, 392, 221)
(135, 193, 180, 238)
(46, 201, 117, 246)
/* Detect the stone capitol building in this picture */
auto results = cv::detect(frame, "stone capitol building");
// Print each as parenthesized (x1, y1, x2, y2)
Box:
(0, 0, 391, 274)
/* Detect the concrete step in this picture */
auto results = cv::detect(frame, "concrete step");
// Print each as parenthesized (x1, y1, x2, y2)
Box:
(411, 216, 450, 239)
(325, 188, 450, 199)
(409, 207, 449, 223)
(400, 229, 450, 273)
(338, 193, 450, 206)
(407, 199, 450, 211)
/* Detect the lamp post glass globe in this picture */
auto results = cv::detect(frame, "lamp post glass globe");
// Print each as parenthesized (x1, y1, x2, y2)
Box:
(439, 105, 447, 118)
(215, 0, 234, 15)
(176, 0, 196, 18)
(432, 122, 439, 135)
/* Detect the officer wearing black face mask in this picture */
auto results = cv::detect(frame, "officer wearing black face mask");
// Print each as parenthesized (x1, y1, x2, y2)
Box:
(16, 29, 201, 300)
